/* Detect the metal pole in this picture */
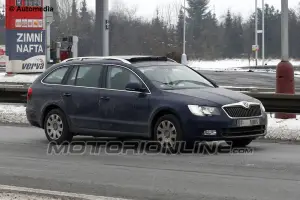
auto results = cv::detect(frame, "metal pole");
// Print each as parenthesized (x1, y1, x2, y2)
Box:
(181, 0, 187, 65)
(183, 0, 186, 54)
(281, 0, 289, 61)
(262, 0, 265, 66)
(95, 0, 103, 56)
(103, 0, 109, 56)
(255, 0, 258, 66)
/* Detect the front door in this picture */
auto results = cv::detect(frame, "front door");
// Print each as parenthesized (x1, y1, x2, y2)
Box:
(99, 65, 151, 137)
(63, 64, 105, 130)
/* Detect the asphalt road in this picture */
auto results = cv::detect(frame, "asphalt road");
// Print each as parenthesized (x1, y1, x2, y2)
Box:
(0, 125, 300, 200)
(199, 70, 300, 88)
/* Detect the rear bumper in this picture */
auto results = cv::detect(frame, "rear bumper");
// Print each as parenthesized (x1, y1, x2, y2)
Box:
(181, 113, 268, 141)
(26, 107, 41, 128)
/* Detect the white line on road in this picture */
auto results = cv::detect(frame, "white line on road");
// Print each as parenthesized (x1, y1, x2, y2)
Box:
(0, 184, 131, 200)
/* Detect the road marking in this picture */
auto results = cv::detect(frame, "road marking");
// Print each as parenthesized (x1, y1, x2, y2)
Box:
(0, 184, 130, 200)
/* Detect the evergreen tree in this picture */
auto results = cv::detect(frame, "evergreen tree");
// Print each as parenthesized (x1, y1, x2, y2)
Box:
(232, 15, 244, 57)
(78, 0, 92, 55)
(223, 10, 233, 58)
(186, 0, 210, 58)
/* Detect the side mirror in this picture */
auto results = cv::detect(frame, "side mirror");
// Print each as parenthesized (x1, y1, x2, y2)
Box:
(125, 82, 147, 93)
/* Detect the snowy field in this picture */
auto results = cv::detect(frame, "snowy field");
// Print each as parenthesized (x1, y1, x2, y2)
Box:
(188, 58, 300, 77)
(0, 104, 299, 141)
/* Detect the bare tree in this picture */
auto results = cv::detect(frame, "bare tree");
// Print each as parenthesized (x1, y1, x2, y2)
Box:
(110, 0, 138, 21)
(158, 0, 182, 27)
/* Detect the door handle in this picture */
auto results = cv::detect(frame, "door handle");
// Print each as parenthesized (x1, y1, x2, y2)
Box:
(100, 96, 110, 101)
(63, 93, 72, 97)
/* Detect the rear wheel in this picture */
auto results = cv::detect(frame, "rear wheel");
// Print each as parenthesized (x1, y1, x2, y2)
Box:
(153, 114, 184, 153)
(44, 109, 73, 144)
(226, 138, 253, 148)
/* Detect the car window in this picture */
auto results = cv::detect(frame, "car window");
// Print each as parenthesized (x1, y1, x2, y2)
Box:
(43, 67, 69, 84)
(75, 65, 103, 88)
(139, 64, 214, 89)
(65, 66, 78, 85)
(107, 66, 142, 90)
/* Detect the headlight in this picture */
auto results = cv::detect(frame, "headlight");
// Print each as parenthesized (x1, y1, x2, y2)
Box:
(188, 105, 220, 116)
(260, 103, 265, 112)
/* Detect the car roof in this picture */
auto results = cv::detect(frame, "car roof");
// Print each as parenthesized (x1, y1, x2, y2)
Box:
(60, 55, 178, 66)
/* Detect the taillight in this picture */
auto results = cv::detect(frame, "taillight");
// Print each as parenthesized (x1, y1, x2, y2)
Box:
(27, 87, 32, 100)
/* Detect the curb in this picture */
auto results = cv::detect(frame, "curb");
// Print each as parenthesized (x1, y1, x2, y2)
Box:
(257, 137, 300, 144)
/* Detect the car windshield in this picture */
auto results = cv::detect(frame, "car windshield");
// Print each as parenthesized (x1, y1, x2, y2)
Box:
(139, 64, 215, 89)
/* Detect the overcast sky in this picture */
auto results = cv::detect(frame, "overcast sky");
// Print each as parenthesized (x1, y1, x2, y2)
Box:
(87, 0, 300, 20)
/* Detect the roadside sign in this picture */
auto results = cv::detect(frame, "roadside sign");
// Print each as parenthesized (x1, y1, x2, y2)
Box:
(252, 45, 259, 52)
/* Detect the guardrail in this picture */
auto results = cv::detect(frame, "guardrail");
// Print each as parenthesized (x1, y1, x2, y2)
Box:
(0, 83, 299, 113)
(244, 92, 300, 113)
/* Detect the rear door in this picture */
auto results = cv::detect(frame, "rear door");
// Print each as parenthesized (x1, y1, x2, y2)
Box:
(99, 64, 151, 136)
(63, 64, 105, 130)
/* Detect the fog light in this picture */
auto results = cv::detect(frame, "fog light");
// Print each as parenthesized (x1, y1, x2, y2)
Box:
(203, 130, 217, 136)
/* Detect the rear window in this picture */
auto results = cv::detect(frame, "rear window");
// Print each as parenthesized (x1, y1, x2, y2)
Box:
(43, 67, 69, 84)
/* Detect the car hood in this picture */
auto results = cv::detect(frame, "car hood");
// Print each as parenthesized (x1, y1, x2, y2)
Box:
(165, 87, 259, 106)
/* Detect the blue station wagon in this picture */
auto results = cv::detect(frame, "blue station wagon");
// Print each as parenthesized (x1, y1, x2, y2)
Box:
(26, 56, 268, 149)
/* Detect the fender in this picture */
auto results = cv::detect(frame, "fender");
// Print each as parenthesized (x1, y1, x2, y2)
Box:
(147, 105, 182, 138)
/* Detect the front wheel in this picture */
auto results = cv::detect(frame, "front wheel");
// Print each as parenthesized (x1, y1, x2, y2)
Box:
(44, 109, 73, 144)
(226, 138, 253, 148)
(153, 114, 184, 153)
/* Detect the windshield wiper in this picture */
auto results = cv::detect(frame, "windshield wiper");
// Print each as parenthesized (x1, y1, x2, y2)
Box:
(167, 80, 212, 87)
(150, 80, 175, 87)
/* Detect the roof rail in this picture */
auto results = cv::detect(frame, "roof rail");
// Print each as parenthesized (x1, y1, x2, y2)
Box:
(127, 56, 177, 63)
(167, 58, 177, 63)
(61, 56, 131, 64)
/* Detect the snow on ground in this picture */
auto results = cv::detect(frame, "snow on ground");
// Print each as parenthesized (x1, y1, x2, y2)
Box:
(266, 114, 300, 141)
(0, 104, 28, 124)
(0, 192, 76, 200)
(0, 185, 129, 200)
(0, 72, 39, 83)
(0, 104, 299, 141)
(188, 58, 300, 75)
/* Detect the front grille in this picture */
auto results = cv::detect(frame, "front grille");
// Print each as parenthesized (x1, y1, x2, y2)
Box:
(223, 105, 261, 118)
(222, 125, 266, 137)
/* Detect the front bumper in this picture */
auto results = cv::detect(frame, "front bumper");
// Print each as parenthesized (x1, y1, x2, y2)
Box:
(181, 112, 268, 141)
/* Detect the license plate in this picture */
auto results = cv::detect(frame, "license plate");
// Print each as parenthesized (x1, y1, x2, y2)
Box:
(237, 118, 260, 127)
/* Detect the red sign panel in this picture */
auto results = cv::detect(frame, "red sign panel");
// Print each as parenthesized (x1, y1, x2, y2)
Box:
(6, 0, 43, 30)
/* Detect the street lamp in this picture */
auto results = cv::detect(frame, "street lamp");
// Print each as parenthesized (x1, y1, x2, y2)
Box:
(254, 0, 265, 67)
(181, 0, 187, 65)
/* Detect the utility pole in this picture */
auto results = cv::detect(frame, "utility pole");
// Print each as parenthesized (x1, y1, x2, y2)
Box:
(95, 0, 109, 56)
(255, 0, 258, 67)
(262, 0, 265, 66)
(181, 0, 187, 65)
(281, 0, 288, 61)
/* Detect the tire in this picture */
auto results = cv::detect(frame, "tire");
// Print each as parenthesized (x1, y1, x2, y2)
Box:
(226, 138, 253, 148)
(44, 109, 73, 144)
(153, 114, 184, 153)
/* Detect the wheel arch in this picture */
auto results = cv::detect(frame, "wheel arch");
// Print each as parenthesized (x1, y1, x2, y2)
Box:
(41, 104, 66, 128)
(149, 107, 182, 139)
